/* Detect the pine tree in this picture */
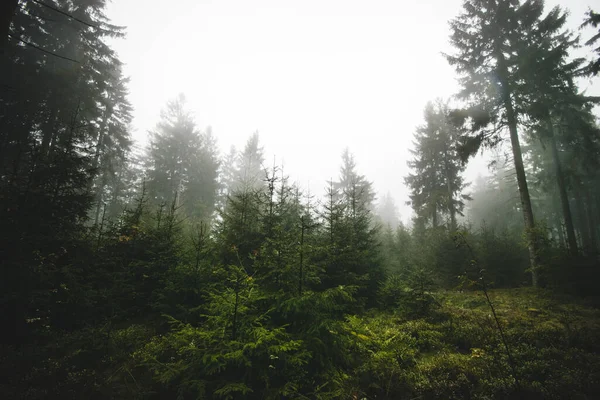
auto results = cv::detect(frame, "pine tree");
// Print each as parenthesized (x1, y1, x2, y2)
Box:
(90, 65, 134, 225)
(0, 0, 130, 344)
(215, 187, 264, 275)
(183, 126, 220, 223)
(145, 94, 219, 224)
(334, 148, 376, 212)
(219, 145, 239, 204)
(252, 166, 315, 297)
(526, 103, 600, 253)
(444, 0, 574, 285)
(234, 131, 266, 192)
(405, 100, 469, 230)
(376, 192, 400, 230)
(581, 9, 600, 76)
(518, 6, 600, 255)
(319, 153, 384, 306)
(466, 154, 525, 235)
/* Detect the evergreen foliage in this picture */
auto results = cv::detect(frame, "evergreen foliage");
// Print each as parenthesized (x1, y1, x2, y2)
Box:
(405, 100, 470, 230)
(444, 0, 579, 285)
(581, 9, 600, 76)
(2, 0, 600, 398)
(146, 94, 219, 224)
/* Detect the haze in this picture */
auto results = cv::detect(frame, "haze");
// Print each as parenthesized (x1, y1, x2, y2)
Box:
(105, 0, 599, 222)
(5, 0, 600, 396)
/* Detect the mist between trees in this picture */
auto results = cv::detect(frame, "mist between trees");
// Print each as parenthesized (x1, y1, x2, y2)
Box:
(1, 0, 600, 399)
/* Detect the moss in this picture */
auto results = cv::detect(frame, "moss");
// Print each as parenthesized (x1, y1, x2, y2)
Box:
(339, 288, 600, 399)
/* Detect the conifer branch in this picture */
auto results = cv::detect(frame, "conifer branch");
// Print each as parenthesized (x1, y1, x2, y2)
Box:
(31, 0, 98, 28)
(8, 33, 80, 63)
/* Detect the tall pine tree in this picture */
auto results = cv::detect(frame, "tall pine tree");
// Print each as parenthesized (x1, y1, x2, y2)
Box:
(445, 0, 575, 285)
(145, 94, 219, 224)
(405, 100, 469, 230)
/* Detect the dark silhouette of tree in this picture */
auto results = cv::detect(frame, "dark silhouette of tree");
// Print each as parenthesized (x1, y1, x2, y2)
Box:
(376, 192, 400, 230)
(145, 94, 219, 224)
(0, 0, 130, 345)
(235, 131, 266, 192)
(445, 0, 574, 285)
(0, 0, 18, 54)
(334, 148, 376, 212)
(581, 9, 600, 76)
(405, 100, 470, 231)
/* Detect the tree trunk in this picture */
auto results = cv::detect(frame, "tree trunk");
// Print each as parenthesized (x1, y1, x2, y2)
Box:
(92, 105, 111, 171)
(555, 216, 565, 248)
(548, 122, 577, 255)
(299, 215, 305, 296)
(40, 102, 58, 158)
(506, 108, 539, 286)
(497, 50, 540, 286)
(573, 186, 592, 252)
(92, 107, 111, 226)
(585, 188, 598, 253)
(93, 174, 107, 226)
(444, 151, 456, 231)
(552, 194, 566, 247)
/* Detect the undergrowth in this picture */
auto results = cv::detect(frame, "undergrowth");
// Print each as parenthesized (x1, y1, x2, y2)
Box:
(335, 288, 600, 399)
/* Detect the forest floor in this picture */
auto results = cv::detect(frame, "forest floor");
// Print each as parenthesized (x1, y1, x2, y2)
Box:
(343, 288, 600, 399)
(4, 288, 600, 399)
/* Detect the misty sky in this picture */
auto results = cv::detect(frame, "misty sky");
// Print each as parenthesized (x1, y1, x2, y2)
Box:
(105, 0, 599, 223)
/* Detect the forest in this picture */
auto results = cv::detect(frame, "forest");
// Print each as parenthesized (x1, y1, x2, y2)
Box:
(1, 0, 600, 399)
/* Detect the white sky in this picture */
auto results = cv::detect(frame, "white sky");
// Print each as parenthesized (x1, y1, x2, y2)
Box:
(105, 0, 599, 223)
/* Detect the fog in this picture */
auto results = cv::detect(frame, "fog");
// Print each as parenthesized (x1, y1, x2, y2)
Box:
(4, 0, 600, 396)
(104, 0, 598, 225)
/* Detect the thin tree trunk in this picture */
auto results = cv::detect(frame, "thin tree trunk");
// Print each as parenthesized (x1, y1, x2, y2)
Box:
(91, 106, 111, 226)
(232, 277, 240, 340)
(497, 50, 540, 286)
(548, 122, 577, 255)
(53, 99, 81, 155)
(595, 196, 600, 253)
(552, 192, 566, 248)
(328, 181, 335, 244)
(93, 174, 108, 226)
(585, 188, 598, 253)
(8, 113, 33, 187)
(444, 151, 456, 230)
(40, 102, 58, 158)
(109, 167, 124, 216)
(96, 202, 107, 251)
(299, 215, 305, 296)
(573, 186, 592, 252)
(92, 105, 111, 172)
(507, 110, 539, 286)
(555, 216, 565, 248)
